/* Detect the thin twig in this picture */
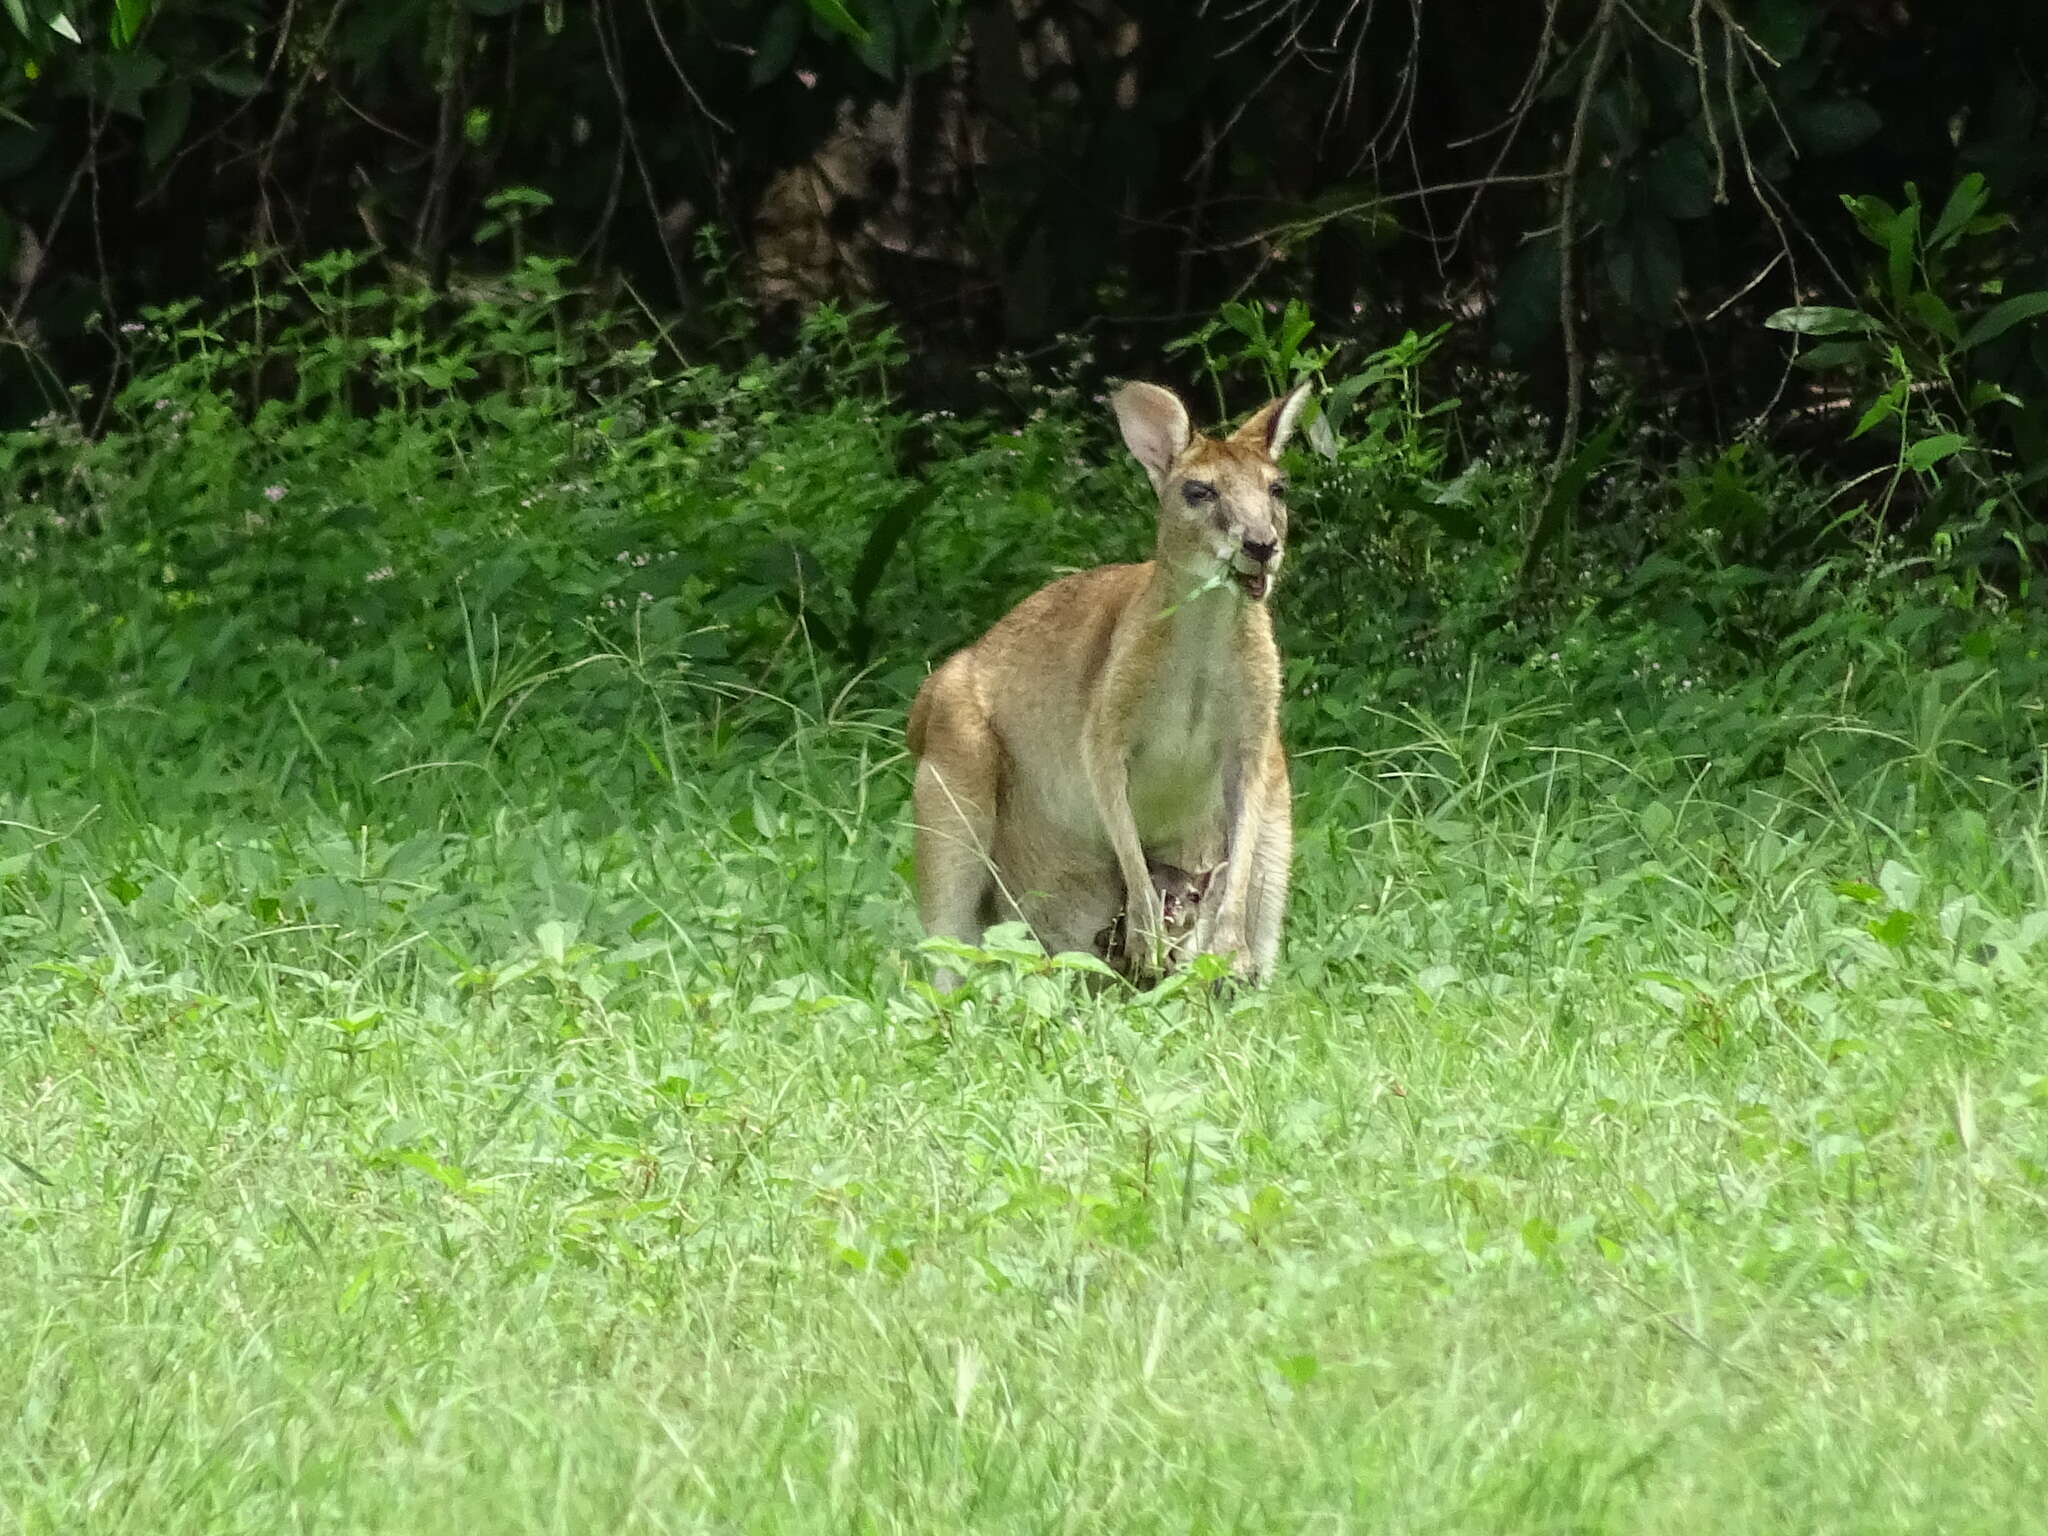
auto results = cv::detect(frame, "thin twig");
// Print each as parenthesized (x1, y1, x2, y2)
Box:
(1720, 20, 1804, 434)
(1705, 0, 1781, 66)
(156, 0, 302, 189)
(1447, 0, 1559, 254)
(1691, 0, 1727, 203)
(591, 0, 689, 306)
(1615, 0, 1701, 64)
(1698, 250, 1785, 323)
(1189, 172, 1563, 256)
(1553, 0, 1619, 468)
(1605, 1273, 1764, 1384)
(411, 0, 470, 271)
(637, 0, 732, 132)
(1193, 5, 1317, 176)
(1349, 0, 1423, 177)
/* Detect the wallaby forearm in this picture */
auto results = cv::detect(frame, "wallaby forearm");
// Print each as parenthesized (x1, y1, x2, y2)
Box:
(1083, 724, 1155, 912)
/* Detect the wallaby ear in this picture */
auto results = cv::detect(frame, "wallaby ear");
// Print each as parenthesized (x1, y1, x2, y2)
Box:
(1112, 382, 1192, 488)
(1231, 380, 1313, 459)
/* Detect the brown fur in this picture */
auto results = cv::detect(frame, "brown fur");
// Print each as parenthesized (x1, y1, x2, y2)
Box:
(907, 380, 1304, 991)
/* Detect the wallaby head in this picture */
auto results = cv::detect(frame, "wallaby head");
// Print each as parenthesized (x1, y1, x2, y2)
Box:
(1111, 380, 1311, 603)
(1094, 858, 1220, 979)
(1152, 857, 1217, 930)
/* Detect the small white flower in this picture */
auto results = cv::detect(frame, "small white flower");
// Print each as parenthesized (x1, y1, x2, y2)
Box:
(263, 485, 287, 503)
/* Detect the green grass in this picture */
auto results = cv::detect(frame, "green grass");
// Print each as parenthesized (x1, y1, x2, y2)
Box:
(6, 284, 2048, 1530)
(5, 670, 2047, 1533)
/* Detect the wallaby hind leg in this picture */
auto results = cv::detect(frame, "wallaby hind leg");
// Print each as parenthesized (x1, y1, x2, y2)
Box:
(1242, 763, 1294, 983)
(910, 661, 1001, 992)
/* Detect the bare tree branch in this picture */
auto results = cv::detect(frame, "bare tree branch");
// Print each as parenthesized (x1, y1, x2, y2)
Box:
(1553, 0, 1619, 469)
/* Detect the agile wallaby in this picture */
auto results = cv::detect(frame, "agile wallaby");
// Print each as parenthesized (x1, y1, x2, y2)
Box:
(906, 379, 1304, 992)
(1096, 858, 1218, 979)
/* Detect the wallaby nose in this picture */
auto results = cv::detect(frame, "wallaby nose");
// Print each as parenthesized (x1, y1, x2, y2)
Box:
(1241, 536, 1278, 565)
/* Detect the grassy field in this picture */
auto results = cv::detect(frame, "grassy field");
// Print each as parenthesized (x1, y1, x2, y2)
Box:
(5, 295, 2048, 1530)
(5, 661, 2047, 1533)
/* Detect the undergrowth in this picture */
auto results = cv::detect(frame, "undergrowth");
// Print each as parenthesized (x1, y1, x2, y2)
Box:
(3, 252, 2047, 1533)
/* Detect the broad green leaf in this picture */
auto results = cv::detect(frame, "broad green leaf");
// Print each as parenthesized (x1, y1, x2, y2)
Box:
(1275, 1352, 1320, 1386)
(1904, 433, 1966, 472)
(804, 0, 869, 45)
(1905, 290, 1959, 344)
(1647, 136, 1714, 220)
(1793, 338, 1878, 371)
(844, 481, 939, 662)
(1798, 99, 1881, 156)
(1928, 172, 1988, 250)
(855, 3, 896, 77)
(1886, 202, 1919, 309)
(1749, 0, 1817, 61)
(1960, 291, 2048, 351)
(1842, 192, 1898, 248)
(1849, 387, 1902, 439)
(1220, 300, 1263, 340)
(91, 48, 164, 117)
(111, 0, 153, 48)
(1607, 213, 1682, 317)
(1878, 860, 1922, 910)
(1305, 405, 1338, 460)
(749, 2, 803, 86)
(1765, 305, 1877, 336)
(202, 65, 264, 97)
(1519, 419, 1620, 582)
(396, 1150, 480, 1195)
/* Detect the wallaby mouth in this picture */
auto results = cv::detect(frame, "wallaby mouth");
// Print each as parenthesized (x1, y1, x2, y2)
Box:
(1230, 551, 1275, 601)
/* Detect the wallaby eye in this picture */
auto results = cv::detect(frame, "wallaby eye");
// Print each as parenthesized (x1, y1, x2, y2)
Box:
(1180, 480, 1216, 506)
(1270, 479, 1289, 500)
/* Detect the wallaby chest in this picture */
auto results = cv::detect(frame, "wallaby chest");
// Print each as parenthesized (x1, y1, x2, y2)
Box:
(1121, 604, 1245, 840)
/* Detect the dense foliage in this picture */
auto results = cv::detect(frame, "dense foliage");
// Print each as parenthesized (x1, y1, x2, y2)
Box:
(7, 2, 2046, 450)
